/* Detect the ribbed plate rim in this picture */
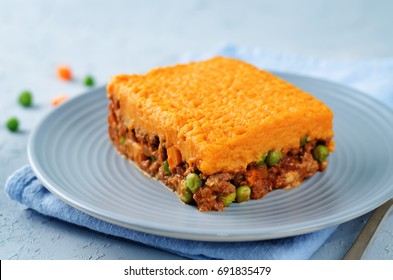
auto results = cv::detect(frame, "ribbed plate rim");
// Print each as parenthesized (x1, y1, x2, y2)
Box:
(27, 72, 393, 241)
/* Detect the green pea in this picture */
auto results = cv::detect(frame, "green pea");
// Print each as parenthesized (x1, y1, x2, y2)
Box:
(186, 173, 203, 193)
(300, 135, 308, 146)
(266, 150, 283, 166)
(150, 155, 157, 162)
(120, 136, 125, 145)
(220, 192, 236, 207)
(6, 117, 19, 132)
(312, 145, 330, 163)
(163, 161, 171, 175)
(18, 91, 33, 107)
(236, 185, 251, 203)
(83, 75, 95, 87)
(178, 185, 193, 204)
(257, 153, 267, 167)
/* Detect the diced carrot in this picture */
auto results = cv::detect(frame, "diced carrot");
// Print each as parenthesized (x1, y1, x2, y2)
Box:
(167, 145, 183, 171)
(51, 95, 69, 106)
(57, 65, 72, 81)
(247, 165, 268, 186)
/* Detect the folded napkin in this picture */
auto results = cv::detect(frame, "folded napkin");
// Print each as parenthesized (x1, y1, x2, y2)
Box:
(5, 46, 393, 259)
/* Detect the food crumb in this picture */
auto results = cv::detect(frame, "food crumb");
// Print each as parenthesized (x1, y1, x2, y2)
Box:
(6, 117, 19, 132)
(51, 95, 69, 106)
(56, 65, 72, 81)
(18, 90, 33, 107)
(83, 75, 95, 87)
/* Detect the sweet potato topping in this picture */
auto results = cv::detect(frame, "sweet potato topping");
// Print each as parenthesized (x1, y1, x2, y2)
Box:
(107, 57, 334, 211)
(107, 57, 334, 175)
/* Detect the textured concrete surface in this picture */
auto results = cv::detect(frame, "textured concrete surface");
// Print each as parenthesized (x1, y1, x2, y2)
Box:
(1, 0, 393, 259)
(362, 207, 393, 259)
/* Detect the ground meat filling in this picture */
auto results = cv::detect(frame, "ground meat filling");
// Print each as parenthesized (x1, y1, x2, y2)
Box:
(109, 98, 330, 211)
(194, 173, 236, 211)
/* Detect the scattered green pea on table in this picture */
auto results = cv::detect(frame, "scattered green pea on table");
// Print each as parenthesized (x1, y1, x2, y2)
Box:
(6, 117, 19, 132)
(18, 90, 33, 107)
(6, 72, 98, 134)
(83, 75, 95, 87)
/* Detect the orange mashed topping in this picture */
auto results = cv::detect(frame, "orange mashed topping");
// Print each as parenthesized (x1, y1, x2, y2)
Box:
(107, 57, 334, 175)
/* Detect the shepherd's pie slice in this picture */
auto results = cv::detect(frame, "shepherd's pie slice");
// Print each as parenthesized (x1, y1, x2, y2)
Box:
(107, 57, 334, 211)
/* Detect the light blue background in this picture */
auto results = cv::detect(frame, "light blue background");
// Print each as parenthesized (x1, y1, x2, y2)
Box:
(1, 0, 393, 259)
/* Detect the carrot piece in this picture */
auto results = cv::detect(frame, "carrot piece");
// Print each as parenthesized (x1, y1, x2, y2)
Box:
(57, 65, 72, 81)
(167, 146, 183, 171)
(51, 95, 69, 106)
(247, 165, 268, 186)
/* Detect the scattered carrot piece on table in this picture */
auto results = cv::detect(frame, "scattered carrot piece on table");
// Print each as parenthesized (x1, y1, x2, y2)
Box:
(51, 95, 69, 106)
(56, 65, 72, 81)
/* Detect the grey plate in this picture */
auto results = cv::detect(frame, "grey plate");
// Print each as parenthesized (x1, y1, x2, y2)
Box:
(28, 73, 393, 241)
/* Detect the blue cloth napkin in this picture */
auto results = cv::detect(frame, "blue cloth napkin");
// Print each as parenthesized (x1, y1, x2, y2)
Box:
(6, 166, 336, 260)
(5, 46, 393, 259)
